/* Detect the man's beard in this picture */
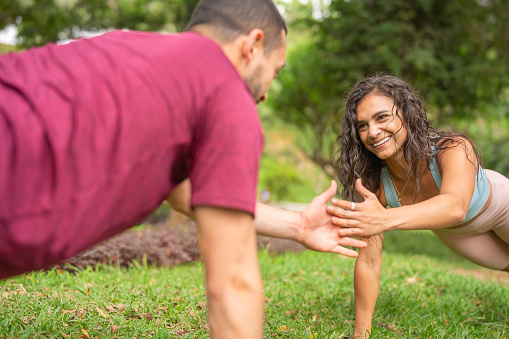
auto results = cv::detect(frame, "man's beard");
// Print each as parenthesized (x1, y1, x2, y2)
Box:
(244, 66, 263, 104)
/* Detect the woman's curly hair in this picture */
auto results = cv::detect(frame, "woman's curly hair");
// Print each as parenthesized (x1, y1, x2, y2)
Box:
(335, 75, 482, 201)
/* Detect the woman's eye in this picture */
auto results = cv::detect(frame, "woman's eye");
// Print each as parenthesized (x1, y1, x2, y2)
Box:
(356, 124, 367, 131)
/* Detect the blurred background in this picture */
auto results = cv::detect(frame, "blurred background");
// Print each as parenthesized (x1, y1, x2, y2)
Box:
(2, 0, 509, 204)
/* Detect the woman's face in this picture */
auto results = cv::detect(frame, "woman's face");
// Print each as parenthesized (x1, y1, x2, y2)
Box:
(355, 94, 407, 160)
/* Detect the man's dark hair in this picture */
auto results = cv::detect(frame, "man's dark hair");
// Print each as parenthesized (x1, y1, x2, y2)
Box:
(186, 0, 287, 54)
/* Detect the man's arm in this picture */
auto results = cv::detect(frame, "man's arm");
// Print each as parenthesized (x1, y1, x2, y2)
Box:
(254, 181, 366, 256)
(167, 179, 366, 256)
(195, 206, 263, 339)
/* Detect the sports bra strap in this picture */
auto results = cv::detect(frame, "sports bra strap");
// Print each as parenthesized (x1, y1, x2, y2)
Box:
(429, 157, 442, 188)
(380, 167, 401, 208)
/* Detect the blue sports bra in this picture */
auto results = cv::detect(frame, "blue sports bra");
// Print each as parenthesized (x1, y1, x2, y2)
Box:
(380, 157, 490, 225)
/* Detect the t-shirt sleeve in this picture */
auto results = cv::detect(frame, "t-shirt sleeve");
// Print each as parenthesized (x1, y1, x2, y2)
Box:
(189, 80, 263, 216)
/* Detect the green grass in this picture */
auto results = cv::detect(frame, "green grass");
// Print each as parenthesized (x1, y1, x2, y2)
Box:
(1, 235, 507, 338)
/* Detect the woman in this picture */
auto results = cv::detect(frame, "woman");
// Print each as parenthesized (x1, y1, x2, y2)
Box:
(327, 75, 509, 339)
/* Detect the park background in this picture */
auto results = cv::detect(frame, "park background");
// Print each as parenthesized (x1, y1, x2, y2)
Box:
(1, 0, 508, 338)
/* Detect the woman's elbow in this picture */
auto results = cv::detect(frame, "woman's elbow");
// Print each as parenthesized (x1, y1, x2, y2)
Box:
(450, 202, 468, 224)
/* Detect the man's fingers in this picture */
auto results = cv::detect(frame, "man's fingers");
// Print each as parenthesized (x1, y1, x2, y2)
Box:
(332, 246, 359, 258)
(316, 180, 338, 204)
(337, 236, 367, 248)
(331, 216, 357, 227)
(338, 228, 363, 237)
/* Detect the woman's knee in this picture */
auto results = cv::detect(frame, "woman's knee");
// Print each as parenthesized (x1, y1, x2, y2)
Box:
(502, 262, 509, 272)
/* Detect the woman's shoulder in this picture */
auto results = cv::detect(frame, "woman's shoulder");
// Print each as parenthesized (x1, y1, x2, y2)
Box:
(434, 135, 480, 172)
(434, 136, 477, 160)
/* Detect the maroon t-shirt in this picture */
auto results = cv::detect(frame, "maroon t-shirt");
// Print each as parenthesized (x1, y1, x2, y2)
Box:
(0, 30, 263, 279)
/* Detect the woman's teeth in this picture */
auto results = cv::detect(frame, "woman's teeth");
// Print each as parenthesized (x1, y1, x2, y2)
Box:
(373, 137, 390, 147)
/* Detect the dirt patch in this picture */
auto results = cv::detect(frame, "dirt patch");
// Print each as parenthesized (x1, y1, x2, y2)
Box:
(454, 268, 509, 285)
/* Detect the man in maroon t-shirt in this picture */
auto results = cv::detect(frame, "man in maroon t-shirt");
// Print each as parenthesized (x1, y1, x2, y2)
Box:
(0, 0, 365, 337)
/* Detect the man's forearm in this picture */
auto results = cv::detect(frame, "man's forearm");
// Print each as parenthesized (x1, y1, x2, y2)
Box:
(254, 202, 301, 240)
(196, 206, 264, 339)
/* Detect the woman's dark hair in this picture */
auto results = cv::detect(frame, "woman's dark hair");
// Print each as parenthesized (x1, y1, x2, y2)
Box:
(335, 75, 482, 201)
(186, 0, 287, 55)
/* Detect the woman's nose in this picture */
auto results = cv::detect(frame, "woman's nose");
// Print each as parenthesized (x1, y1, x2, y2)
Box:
(368, 124, 380, 138)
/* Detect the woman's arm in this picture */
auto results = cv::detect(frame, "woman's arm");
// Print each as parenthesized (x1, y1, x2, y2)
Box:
(353, 234, 384, 339)
(329, 140, 480, 237)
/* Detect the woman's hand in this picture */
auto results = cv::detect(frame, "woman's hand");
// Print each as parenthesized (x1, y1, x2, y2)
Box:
(327, 179, 389, 237)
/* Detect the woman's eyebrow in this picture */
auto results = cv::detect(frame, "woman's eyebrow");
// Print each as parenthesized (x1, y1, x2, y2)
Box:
(356, 110, 392, 124)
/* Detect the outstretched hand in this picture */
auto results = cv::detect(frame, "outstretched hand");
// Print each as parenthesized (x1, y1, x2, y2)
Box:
(326, 179, 389, 237)
(296, 180, 367, 257)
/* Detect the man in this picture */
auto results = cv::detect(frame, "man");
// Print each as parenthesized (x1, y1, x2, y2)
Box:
(0, 0, 365, 337)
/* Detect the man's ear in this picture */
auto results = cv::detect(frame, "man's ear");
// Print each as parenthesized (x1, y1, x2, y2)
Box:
(241, 28, 265, 63)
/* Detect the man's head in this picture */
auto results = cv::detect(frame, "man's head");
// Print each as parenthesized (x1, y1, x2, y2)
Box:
(186, 0, 287, 55)
(187, 0, 287, 103)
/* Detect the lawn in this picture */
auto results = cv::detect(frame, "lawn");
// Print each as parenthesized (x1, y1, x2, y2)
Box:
(1, 231, 508, 338)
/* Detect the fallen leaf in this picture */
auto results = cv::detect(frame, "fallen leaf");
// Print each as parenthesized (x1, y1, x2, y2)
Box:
(285, 310, 297, 317)
(106, 306, 116, 313)
(111, 325, 120, 334)
(115, 303, 125, 312)
(144, 313, 153, 321)
(277, 325, 293, 332)
(80, 329, 90, 338)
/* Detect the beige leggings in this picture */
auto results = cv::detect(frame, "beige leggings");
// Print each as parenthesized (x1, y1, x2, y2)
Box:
(432, 170, 509, 270)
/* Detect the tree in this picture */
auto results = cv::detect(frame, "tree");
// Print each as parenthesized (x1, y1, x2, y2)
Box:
(1, 0, 200, 48)
(269, 0, 509, 173)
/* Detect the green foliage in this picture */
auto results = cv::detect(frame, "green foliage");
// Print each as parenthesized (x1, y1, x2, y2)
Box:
(444, 92, 509, 175)
(313, 0, 509, 118)
(0, 43, 18, 53)
(259, 155, 304, 202)
(259, 154, 328, 203)
(2, 0, 200, 47)
(257, 129, 331, 203)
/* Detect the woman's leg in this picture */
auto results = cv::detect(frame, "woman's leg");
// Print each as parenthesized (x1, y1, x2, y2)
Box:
(432, 169, 509, 271)
(493, 228, 509, 272)
(433, 229, 509, 271)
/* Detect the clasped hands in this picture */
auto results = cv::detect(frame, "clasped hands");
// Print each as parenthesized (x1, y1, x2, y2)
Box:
(326, 179, 389, 238)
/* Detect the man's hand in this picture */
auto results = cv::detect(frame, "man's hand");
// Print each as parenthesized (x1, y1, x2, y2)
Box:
(296, 180, 367, 256)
